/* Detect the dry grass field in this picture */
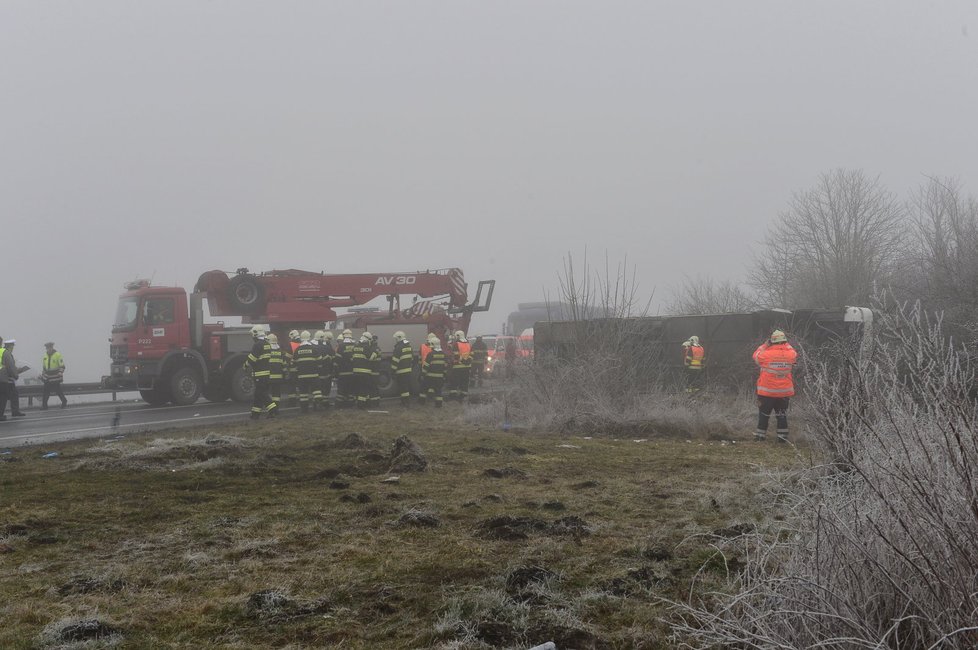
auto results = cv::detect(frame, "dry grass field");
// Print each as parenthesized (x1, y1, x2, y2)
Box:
(0, 405, 799, 649)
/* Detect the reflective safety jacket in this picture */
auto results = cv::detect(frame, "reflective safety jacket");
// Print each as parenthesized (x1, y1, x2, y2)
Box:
(293, 342, 320, 380)
(42, 351, 66, 381)
(452, 341, 472, 369)
(351, 342, 372, 374)
(335, 340, 354, 375)
(684, 345, 705, 370)
(423, 348, 447, 378)
(248, 339, 271, 379)
(470, 340, 488, 365)
(319, 342, 335, 378)
(392, 339, 414, 375)
(268, 344, 284, 381)
(753, 341, 797, 397)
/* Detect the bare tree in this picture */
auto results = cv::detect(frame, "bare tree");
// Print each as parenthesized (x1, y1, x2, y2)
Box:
(666, 275, 758, 315)
(749, 169, 906, 309)
(903, 176, 978, 324)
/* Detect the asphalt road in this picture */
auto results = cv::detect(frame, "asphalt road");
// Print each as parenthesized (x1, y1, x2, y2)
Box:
(0, 399, 277, 448)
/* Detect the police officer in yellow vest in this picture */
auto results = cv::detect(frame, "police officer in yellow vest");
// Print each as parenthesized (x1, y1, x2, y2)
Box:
(42, 341, 68, 409)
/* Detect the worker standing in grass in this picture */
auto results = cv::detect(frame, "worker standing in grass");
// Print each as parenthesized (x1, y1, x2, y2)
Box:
(448, 330, 472, 402)
(247, 325, 278, 420)
(418, 333, 434, 404)
(319, 331, 335, 409)
(391, 331, 414, 406)
(292, 330, 319, 413)
(470, 335, 488, 387)
(351, 333, 373, 409)
(367, 332, 382, 408)
(683, 335, 705, 394)
(753, 329, 797, 442)
(422, 335, 447, 408)
(41, 341, 68, 409)
(335, 329, 355, 408)
(267, 334, 284, 410)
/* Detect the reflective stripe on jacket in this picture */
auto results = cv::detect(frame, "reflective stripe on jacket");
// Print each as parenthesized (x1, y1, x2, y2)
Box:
(423, 349, 447, 378)
(452, 341, 472, 368)
(685, 345, 705, 369)
(753, 341, 797, 397)
(248, 340, 271, 378)
(392, 340, 414, 375)
(43, 351, 66, 381)
(293, 343, 320, 379)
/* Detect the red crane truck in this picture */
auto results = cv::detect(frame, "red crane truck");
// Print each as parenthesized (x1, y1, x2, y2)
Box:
(109, 268, 494, 405)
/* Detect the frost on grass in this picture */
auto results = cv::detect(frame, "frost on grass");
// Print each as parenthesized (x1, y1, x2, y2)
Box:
(36, 618, 123, 648)
(76, 434, 254, 472)
(668, 300, 978, 649)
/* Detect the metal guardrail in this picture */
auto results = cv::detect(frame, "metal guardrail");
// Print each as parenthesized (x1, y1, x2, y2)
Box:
(18, 382, 137, 407)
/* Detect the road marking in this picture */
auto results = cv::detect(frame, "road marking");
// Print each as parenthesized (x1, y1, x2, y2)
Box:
(0, 411, 253, 442)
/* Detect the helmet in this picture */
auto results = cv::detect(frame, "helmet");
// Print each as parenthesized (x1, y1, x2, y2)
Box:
(342, 329, 353, 338)
(289, 329, 300, 340)
(267, 333, 278, 344)
(314, 330, 325, 341)
(300, 330, 311, 342)
(393, 331, 406, 341)
(427, 333, 438, 343)
(360, 333, 372, 342)
(454, 330, 466, 341)
(250, 324, 266, 339)
(689, 335, 700, 346)
(770, 329, 787, 344)
(324, 331, 334, 341)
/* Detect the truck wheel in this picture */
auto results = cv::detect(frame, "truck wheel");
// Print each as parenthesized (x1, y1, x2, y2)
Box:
(228, 364, 254, 403)
(169, 367, 202, 406)
(139, 389, 170, 406)
(227, 274, 265, 314)
(377, 368, 398, 398)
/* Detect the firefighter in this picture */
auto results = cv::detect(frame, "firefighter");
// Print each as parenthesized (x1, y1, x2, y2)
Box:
(418, 333, 436, 404)
(283, 329, 301, 405)
(367, 332, 382, 408)
(683, 335, 705, 393)
(422, 335, 447, 408)
(391, 331, 414, 406)
(246, 325, 278, 419)
(318, 331, 335, 409)
(448, 330, 472, 402)
(753, 329, 798, 442)
(311, 331, 326, 408)
(267, 333, 285, 409)
(470, 335, 488, 388)
(351, 333, 373, 409)
(293, 330, 319, 412)
(335, 329, 355, 407)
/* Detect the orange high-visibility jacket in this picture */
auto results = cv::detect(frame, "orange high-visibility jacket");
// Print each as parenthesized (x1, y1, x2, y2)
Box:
(684, 345, 705, 369)
(753, 341, 797, 397)
(420, 343, 432, 365)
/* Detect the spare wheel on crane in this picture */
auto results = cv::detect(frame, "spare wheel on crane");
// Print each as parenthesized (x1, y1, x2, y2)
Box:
(227, 274, 266, 314)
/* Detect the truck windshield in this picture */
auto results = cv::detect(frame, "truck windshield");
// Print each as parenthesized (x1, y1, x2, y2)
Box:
(113, 297, 140, 331)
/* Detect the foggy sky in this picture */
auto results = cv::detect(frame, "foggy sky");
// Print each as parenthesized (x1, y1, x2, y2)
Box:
(2, 1, 977, 381)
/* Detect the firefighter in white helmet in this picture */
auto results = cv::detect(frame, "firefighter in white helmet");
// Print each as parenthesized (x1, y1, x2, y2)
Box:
(683, 335, 705, 394)
(318, 330, 335, 409)
(418, 333, 438, 404)
(422, 333, 447, 408)
(246, 325, 278, 419)
(391, 331, 414, 406)
(291, 330, 318, 412)
(267, 333, 285, 408)
(335, 329, 356, 407)
(448, 330, 472, 402)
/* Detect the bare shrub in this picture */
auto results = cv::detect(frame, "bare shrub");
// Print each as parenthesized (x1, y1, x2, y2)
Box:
(666, 275, 759, 315)
(667, 299, 978, 648)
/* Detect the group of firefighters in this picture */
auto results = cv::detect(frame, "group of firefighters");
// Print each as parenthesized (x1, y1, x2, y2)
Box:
(244, 326, 490, 419)
(683, 329, 799, 443)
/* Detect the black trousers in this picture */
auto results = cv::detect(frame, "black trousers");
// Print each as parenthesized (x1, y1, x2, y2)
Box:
(43, 380, 67, 407)
(251, 378, 275, 416)
(471, 362, 485, 386)
(757, 395, 790, 436)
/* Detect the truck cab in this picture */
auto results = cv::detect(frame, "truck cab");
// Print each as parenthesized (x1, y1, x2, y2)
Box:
(110, 280, 254, 406)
